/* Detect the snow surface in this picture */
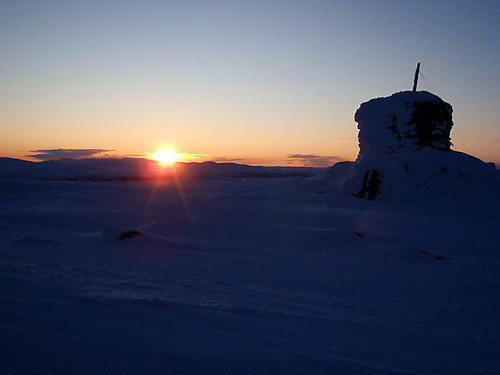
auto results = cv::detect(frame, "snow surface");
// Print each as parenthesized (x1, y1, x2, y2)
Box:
(1, 159, 499, 374)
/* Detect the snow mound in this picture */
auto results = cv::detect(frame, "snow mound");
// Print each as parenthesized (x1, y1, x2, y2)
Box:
(319, 91, 499, 202)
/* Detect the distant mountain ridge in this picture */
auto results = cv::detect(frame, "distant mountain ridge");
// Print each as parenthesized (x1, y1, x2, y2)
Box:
(0, 157, 322, 180)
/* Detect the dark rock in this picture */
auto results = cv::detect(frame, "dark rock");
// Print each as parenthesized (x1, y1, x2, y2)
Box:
(118, 230, 142, 240)
(354, 169, 382, 200)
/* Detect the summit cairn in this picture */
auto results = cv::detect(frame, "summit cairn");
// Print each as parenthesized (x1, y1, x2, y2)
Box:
(355, 91, 453, 157)
(322, 91, 498, 202)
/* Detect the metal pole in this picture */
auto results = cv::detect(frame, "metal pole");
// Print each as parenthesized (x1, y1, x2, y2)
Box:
(412, 62, 421, 91)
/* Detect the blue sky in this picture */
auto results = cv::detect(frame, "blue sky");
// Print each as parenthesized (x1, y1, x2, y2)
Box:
(1, 0, 499, 165)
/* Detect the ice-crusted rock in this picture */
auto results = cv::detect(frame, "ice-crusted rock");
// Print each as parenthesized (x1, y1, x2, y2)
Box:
(321, 91, 498, 202)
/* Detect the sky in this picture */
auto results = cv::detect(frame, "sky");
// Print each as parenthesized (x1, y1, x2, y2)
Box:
(1, 0, 499, 166)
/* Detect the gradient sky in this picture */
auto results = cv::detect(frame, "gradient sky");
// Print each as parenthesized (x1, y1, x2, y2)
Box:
(1, 0, 499, 166)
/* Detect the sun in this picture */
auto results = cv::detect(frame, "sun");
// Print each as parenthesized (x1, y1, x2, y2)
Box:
(150, 148, 182, 166)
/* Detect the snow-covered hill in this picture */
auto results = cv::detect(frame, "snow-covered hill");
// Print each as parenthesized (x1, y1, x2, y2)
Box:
(0, 157, 320, 181)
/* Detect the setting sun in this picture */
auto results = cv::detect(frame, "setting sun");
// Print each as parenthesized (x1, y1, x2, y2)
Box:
(150, 148, 182, 166)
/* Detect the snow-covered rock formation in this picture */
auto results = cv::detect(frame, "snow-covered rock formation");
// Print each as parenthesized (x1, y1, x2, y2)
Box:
(324, 91, 498, 202)
(356, 91, 453, 156)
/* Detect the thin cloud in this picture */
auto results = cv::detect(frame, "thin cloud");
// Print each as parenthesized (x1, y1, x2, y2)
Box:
(287, 154, 344, 167)
(124, 153, 150, 158)
(28, 148, 114, 161)
(212, 156, 246, 163)
(180, 154, 250, 164)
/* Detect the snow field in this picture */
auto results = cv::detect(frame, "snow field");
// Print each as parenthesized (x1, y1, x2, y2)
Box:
(1, 176, 499, 374)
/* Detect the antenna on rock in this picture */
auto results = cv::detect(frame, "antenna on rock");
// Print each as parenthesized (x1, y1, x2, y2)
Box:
(412, 62, 421, 91)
